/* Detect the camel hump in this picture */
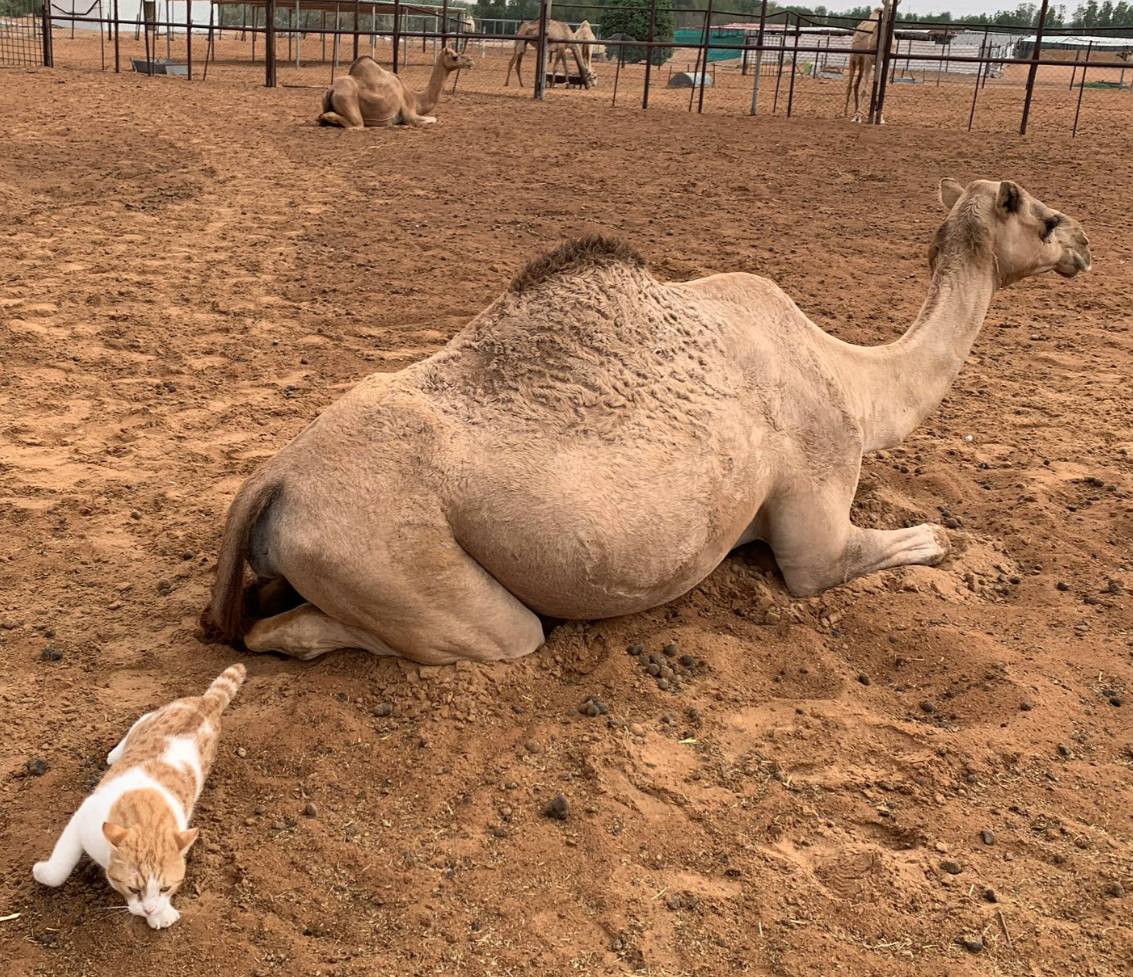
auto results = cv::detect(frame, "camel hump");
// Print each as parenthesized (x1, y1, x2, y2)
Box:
(509, 235, 646, 294)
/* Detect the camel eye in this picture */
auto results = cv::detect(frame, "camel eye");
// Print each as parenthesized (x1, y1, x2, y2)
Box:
(1043, 216, 1061, 239)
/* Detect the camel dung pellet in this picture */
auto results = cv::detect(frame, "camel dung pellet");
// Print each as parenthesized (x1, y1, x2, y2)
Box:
(254, 804, 266, 816)
(657, 678, 670, 691)
(662, 643, 678, 657)
(1057, 581, 1070, 591)
(1020, 699, 1034, 711)
(628, 643, 644, 656)
(26, 758, 49, 777)
(667, 894, 683, 910)
(982, 887, 998, 903)
(40, 647, 63, 662)
(372, 702, 394, 717)
(647, 663, 661, 677)
(981, 829, 996, 846)
(960, 937, 984, 954)
(680, 655, 695, 667)
(920, 700, 937, 715)
(659, 666, 674, 680)
(629, 723, 645, 737)
(304, 802, 318, 818)
(1058, 743, 1072, 758)
(1110, 695, 1124, 707)
(649, 652, 663, 665)
(524, 739, 541, 754)
(1106, 882, 1124, 898)
(543, 794, 569, 821)
(940, 860, 963, 875)
(858, 673, 871, 686)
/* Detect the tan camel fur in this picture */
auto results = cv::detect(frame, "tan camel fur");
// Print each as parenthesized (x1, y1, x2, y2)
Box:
(505, 19, 596, 89)
(574, 20, 598, 74)
(318, 47, 473, 128)
(844, 0, 898, 123)
(203, 179, 1091, 666)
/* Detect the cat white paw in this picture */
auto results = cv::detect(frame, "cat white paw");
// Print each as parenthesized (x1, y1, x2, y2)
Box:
(33, 861, 68, 887)
(146, 905, 180, 929)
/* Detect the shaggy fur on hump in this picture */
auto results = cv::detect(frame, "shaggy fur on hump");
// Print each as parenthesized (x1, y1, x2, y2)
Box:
(509, 236, 646, 293)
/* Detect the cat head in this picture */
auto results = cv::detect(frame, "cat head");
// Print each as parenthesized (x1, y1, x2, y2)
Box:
(102, 822, 198, 920)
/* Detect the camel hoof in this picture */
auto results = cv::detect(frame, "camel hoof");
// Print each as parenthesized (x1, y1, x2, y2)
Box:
(926, 524, 951, 565)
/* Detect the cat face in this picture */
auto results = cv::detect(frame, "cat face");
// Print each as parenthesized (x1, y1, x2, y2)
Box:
(103, 823, 197, 920)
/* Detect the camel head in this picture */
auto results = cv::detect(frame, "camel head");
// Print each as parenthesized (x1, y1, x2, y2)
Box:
(935, 178, 1091, 288)
(440, 46, 474, 72)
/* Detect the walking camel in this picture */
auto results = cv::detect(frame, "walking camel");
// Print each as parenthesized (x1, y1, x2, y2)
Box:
(318, 46, 473, 128)
(844, 0, 898, 123)
(203, 179, 1090, 665)
(505, 19, 596, 89)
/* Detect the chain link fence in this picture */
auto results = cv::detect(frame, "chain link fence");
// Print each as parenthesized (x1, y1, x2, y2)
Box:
(34, 0, 1133, 136)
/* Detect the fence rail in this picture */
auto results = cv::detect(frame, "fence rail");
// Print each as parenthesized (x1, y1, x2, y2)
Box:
(32, 0, 1133, 135)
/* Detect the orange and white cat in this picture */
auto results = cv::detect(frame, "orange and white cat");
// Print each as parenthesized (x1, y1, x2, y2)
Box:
(33, 663, 246, 929)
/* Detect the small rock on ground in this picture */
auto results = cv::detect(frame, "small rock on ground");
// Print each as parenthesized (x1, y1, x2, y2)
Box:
(544, 794, 569, 821)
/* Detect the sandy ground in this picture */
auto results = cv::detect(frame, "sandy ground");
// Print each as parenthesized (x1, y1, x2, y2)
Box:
(1, 53, 1132, 977)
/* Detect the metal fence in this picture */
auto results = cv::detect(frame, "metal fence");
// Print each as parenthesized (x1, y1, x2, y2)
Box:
(0, 11, 44, 66)
(32, 0, 1133, 136)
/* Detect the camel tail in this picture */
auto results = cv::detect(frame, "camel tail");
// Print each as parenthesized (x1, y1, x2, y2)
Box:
(201, 476, 281, 644)
(202, 663, 247, 714)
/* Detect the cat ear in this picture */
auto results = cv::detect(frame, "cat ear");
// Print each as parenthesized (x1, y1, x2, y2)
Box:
(175, 828, 199, 854)
(102, 822, 129, 848)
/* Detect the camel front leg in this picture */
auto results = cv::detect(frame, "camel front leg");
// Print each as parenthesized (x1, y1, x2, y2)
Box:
(854, 63, 873, 123)
(763, 487, 949, 598)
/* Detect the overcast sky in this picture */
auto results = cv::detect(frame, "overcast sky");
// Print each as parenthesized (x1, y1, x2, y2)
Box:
(860, 0, 1061, 17)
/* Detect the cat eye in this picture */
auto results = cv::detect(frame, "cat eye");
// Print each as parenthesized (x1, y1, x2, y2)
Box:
(160, 886, 171, 893)
(128, 887, 141, 896)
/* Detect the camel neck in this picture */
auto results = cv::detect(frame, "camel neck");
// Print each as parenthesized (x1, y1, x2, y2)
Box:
(415, 61, 449, 115)
(837, 249, 999, 452)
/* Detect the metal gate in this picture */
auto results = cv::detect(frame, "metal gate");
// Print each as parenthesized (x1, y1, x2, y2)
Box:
(0, 5, 44, 67)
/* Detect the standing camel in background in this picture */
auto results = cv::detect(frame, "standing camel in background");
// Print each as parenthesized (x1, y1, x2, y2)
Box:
(505, 19, 596, 89)
(844, 0, 899, 123)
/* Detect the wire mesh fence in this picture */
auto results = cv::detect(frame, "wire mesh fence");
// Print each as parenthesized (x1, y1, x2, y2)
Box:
(35, 0, 1133, 136)
(0, 7, 44, 67)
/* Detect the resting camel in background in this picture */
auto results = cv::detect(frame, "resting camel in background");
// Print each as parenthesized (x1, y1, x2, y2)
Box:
(318, 47, 473, 128)
(505, 19, 595, 89)
(203, 179, 1090, 665)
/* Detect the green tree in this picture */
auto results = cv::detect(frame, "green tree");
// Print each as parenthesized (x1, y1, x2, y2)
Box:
(601, 0, 675, 65)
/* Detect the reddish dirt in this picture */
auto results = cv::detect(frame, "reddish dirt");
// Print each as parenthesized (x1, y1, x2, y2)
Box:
(1, 56, 1132, 977)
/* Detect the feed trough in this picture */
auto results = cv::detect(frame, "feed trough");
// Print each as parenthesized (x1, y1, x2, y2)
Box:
(131, 58, 189, 76)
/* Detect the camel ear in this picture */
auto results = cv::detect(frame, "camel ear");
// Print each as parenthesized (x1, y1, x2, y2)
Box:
(175, 828, 200, 854)
(102, 822, 129, 848)
(939, 178, 964, 211)
(996, 181, 1022, 215)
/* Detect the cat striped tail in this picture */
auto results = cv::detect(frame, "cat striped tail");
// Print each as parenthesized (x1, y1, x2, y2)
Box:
(202, 663, 246, 713)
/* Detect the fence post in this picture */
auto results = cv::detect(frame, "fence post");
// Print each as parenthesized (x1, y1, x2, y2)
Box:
(187, 0, 192, 79)
(392, 0, 401, 72)
(967, 31, 987, 131)
(534, 0, 551, 100)
(265, 0, 276, 86)
(697, 0, 715, 113)
(440, 0, 449, 46)
(643, 0, 657, 110)
(113, 0, 120, 71)
(866, 3, 887, 123)
(41, 0, 54, 66)
(1020, 0, 1050, 135)
(750, 0, 767, 114)
(873, 0, 898, 123)
(1072, 40, 1092, 136)
(785, 13, 800, 117)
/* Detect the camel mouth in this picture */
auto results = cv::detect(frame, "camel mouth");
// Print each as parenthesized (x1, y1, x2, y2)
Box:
(1058, 251, 1092, 277)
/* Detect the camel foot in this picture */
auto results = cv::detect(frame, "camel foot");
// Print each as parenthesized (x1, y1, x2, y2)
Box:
(417, 116, 438, 125)
(244, 604, 394, 661)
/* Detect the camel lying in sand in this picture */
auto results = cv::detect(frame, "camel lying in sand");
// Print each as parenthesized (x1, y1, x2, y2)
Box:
(203, 179, 1090, 665)
(319, 47, 473, 128)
